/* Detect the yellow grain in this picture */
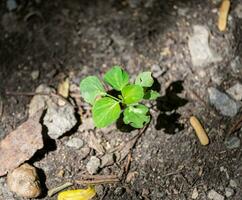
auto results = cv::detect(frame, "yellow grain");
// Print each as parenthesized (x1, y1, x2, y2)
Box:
(218, 0, 230, 31)
(190, 116, 209, 145)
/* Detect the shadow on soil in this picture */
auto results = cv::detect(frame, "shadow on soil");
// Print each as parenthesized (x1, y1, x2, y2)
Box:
(155, 80, 188, 134)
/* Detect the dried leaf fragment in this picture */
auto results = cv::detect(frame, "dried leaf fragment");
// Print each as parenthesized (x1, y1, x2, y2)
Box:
(0, 110, 44, 176)
(58, 77, 70, 98)
(190, 116, 209, 145)
(218, 0, 230, 31)
(58, 186, 96, 200)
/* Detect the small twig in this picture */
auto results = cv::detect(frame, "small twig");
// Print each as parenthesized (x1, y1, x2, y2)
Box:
(48, 182, 73, 197)
(75, 178, 120, 185)
(5, 91, 72, 106)
(228, 114, 242, 135)
(79, 174, 118, 180)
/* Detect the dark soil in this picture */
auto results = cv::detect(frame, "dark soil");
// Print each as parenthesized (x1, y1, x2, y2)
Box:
(1, 0, 242, 199)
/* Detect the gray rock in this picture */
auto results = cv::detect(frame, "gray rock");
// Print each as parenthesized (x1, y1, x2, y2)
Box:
(208, 87, 241, 117)
(65, 138, 84, 149)
(29, 84, 54, 117)
(207, 190, 224, 200)
(188, 25, 222, 68)
(235, 4, 242, 19)
(100, 153, 114, 168)
(225, 187, 234, 198)
(224, 136, 240, 149)
(114, 187, 125, 196)
(229, 179, 237, 188)
(226, 83, 242, 101)
(44, 102, 77, 139)
(6, 0, 17, 11)
(86, 156, 100, 175)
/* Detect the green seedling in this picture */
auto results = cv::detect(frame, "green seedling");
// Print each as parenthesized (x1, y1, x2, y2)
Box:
(80, 66, 160, 128)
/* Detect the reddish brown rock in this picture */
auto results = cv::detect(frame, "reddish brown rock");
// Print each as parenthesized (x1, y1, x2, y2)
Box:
(0, 110, 43, 176)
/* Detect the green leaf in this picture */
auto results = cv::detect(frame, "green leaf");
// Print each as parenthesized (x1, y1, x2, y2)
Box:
(135, 72, 154, 87)
(104, 66, 129, 91)
(123, 104, 150, 128)
(92, 97, 121, 128)
(121, 84, 144, 104)
(80, 76, 106, 105)
(144, 90, 160, 100)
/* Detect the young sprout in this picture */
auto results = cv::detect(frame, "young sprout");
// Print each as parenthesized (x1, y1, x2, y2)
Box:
(80, 66, 160, 128)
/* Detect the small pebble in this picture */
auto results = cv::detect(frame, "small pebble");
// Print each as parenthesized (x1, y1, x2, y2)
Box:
(65, 138, 84, 149)
(226, 83, 242, 101)
(86, 156, 100, 175)
(225, 187, 234, 197)
(31, 70, 40, 80)
(191, 187, 199, 199)
(208, 87, 241, 117)
(207, 189, 224, 200)
(229, 179, 237, 188)
(224, 136, 240, 149)
(7, 164, 41, 198)
(6, 0, 17, 11)
(114, 187, 125, 196)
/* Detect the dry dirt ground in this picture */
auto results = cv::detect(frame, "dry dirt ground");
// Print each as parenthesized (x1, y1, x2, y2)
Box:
(1, 0, 242, 199)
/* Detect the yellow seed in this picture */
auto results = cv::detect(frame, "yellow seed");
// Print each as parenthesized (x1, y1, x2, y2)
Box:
(57, 186, 96, 200)
(218, 0, 230, 31)
(190, 116, 209, 145)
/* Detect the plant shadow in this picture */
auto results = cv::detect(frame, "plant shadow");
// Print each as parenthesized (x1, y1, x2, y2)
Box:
(155, 80, 188, 134)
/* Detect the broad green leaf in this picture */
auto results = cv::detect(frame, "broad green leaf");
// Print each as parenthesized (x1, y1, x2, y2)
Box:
(80, 76, 106, 105)
(135, 72, 154, 87)
(104, 66, 129, 91)
(121, 84, 144, 104)
(92, 97, 121, 128)
(123, 104, 150, 128)
(144, 90, 160, 100)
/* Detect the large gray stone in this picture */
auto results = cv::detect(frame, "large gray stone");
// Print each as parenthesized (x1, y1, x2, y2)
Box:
(208, 87, 241, 117)
(188, 25, 222, 67)
(43, 102, 77, 139)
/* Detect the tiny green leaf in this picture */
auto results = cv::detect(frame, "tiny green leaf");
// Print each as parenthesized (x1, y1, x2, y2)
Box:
(80, 76, 106, 105)
(121, 84, 144, 104)
(123, 104, 150, 128)
(144, 90, 160, 100)
(104, 66, 129, 91)
(135, 71, 154, 87)
(92, 97, 121, 128)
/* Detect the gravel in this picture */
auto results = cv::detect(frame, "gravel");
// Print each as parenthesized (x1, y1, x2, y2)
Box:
(207, 189, 225, 200)
(208, 87, 241, 117)
(188, 25, 222, 68)
(226, 82, 242, 101)
(224, 136, 241, 149)
(86, 156, 101, 175)
(65, 138, 84, 149)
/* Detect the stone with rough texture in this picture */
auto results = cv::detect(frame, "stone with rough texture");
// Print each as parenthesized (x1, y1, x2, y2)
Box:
(225, 187, 234, 198)
(226, 83, 242, 101)
(208, 87, 241, 117)
(0, 111, 43, 176)
(207, 190, 224, 200)
(7, 163, 41, 198)
(188, 25, 222, 67)
(235, 4, 242, 19)
(224, 136, 240, 149)
(28, 84, 54, 116)
(43, 102, 77, 139)
(229, 180, 237, 188)
(65, 138, 84, 149)
(86, 156, 101, 175)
